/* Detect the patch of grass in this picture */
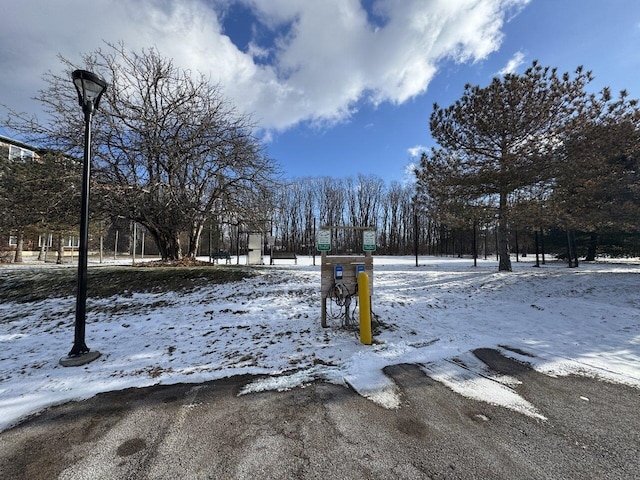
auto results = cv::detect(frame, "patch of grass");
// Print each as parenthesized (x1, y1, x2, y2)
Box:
(0, 265, 257, 304)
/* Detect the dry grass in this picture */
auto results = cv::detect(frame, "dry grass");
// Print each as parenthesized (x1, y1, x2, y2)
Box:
(0, 263, 256, 303)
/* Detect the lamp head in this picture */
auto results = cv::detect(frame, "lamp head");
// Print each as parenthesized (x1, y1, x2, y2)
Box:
(72, 69, 107, 112)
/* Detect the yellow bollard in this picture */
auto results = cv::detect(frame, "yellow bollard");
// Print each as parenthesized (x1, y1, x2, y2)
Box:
(357, 271, 372, 345)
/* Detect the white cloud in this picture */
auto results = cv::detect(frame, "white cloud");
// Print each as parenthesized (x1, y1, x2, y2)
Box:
(405, 143, 432, 183)
(408, 145, 427, 158)
(0, 0, 529, 132)
(498, 50, 527, 75)
(403, 162, 418, 185)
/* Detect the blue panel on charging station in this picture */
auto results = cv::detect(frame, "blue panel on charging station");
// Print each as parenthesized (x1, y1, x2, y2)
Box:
(334, 264, 343, 280)
(356, 265, 365, 275)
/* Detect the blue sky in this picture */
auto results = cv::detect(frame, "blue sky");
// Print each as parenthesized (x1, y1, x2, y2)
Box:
(1, 1, 640, 183)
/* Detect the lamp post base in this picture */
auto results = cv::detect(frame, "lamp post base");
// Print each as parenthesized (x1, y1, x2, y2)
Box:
(59, 350, 101, 367)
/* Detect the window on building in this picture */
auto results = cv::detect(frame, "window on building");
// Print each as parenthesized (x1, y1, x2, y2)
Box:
(9, 145, 35, 161)
(67, 236, 80, 248)
(38, 234, 53, 248)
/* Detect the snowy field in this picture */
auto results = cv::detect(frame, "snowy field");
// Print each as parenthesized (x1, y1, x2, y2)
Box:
(1, 255, 639, 431)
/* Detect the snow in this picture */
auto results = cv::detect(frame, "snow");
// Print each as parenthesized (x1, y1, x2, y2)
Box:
(1, 255, 639, 431)
(420, 357, 545, 420)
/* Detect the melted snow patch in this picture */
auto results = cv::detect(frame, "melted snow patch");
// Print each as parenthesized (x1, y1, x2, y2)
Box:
(344, 371, 402, 409)
(420, 359, 546, 420)
(239, 369, 319, 394)
(500, 345, 640, 389)
(239, 365, 348, 395)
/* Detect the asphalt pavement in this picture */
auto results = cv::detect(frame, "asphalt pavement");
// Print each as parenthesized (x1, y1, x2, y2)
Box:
(1, 349, 638, 479)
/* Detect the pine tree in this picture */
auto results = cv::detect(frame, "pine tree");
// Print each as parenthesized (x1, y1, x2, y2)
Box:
(551, 89, 640, 260)
(423, 62, 593, 271)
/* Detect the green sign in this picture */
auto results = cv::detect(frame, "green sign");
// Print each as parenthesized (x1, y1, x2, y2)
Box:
(363, 230, 376, 251)
(317, 229, 331, 251)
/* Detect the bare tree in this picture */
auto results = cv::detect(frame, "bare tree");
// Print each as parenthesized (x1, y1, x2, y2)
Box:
(346, 174, 384, 250)
(4, 43, 278, 260)
(317, 177, 347, 250)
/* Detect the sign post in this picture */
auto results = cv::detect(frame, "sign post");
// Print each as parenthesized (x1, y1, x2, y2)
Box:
(363, 229, 376, 252)
(317, 229, 331, 252)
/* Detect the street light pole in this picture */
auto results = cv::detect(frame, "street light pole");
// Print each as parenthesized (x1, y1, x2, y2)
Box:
(60, 70, 107, 367)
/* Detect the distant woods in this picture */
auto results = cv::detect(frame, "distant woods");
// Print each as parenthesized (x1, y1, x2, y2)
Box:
(271, 175, 417, 255)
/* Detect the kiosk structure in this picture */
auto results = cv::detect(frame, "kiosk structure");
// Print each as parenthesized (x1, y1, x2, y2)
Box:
(247, 232, 264, 265)
(318, 226, 375, 329)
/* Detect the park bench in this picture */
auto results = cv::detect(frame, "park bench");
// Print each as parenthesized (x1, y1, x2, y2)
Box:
(211, 251, 231, 264)
(270, 251, 297, 265)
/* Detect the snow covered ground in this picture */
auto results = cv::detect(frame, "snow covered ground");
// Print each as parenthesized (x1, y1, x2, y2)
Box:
(1, 255, 639, 431)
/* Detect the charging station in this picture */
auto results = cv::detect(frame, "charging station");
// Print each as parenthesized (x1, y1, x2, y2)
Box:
(318, 226, 374, 332)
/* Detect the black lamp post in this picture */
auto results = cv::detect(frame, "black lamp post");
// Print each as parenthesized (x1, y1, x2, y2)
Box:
(60, 70, 107, 367)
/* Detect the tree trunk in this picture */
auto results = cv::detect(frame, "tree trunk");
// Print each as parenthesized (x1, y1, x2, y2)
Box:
(38, 234, 46, 261)
(571, 230, 579, 268)
(498, 193, 512, 271)
(585, 232, 597, 261)
(145, 225, 182, 261)
(484, 226, 488, 260)
(472, 221, 477, 267)
(13, 230, 24, 263)
(56, 232, 64, 264)
(129, 222, 136, 257)
(186, 223, 204, 258)
(566, 229, 579, 268)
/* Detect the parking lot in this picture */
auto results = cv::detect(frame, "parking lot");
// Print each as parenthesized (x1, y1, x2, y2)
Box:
(1, 349, 638, 480)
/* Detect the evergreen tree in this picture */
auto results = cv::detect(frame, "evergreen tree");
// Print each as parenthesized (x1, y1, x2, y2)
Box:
(0, 151, 80, 262)
(422, 62, 593, 271)
(553, 106, 640, 259)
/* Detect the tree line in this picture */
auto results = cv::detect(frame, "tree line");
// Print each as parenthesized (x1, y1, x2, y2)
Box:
(2, 51, 639, 266)
(271, 175, 417, 255)
(0, 43, 445, 262)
